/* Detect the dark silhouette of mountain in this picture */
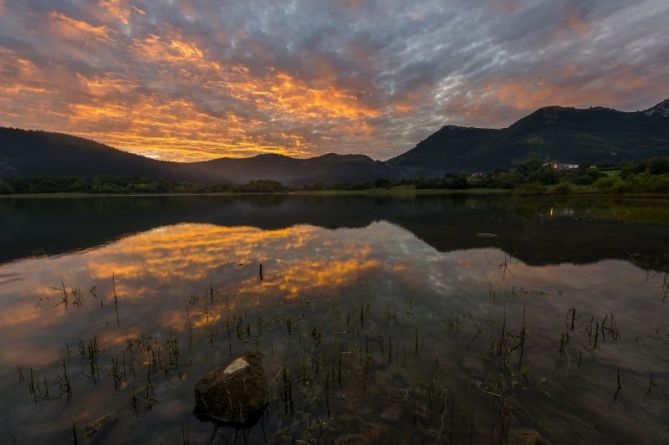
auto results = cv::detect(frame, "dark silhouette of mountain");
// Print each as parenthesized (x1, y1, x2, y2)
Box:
(389, 99, 669, 176)
(0, 128, 399, 185)
(2, 195, 668, 272)
(0, 127, 189, 178)
(3, 98, 669, 183)
(189, 153, 399, 185)
(644, 98, 669, 118)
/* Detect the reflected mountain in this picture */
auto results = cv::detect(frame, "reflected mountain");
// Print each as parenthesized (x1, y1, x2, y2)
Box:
(1, 194, 668, 271)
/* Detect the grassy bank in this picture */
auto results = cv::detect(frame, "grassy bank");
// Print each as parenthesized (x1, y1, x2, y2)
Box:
(3, 186, 669, 199)
(2, 156, 669, 198)
(291, 187, 510, 196)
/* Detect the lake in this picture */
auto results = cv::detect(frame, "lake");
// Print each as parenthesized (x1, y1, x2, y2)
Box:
(1, 194, 668, 444)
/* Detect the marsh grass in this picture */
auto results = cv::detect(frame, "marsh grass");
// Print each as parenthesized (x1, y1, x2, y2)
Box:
(12, 273, 665, 445)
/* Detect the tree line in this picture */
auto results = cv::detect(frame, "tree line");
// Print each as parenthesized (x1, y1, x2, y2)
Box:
(1, 156, 668, 195)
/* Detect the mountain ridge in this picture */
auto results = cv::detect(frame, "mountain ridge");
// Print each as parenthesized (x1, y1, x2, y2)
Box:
(0, 127, 400, 186)
(1, 98, 669, 183)
(645, 99, 669, 118)
(390, 98, 669, 176)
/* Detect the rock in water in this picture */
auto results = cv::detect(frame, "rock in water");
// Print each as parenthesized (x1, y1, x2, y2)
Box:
(193, 352, 268, 427)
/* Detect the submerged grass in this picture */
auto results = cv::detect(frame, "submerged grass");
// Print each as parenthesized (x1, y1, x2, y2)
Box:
(10, 272, 668, 445)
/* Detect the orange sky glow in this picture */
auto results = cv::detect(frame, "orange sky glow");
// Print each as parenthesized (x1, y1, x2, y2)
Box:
(0, 0, 667, 161)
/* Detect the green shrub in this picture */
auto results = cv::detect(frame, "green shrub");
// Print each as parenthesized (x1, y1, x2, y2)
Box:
(594, 177, 615, 189)
(513, 183, 545, 195)
(573, 174, 594, 185)
(554, 182, 572, 194)
(647, 157, 669, 175)
(0, 179, 14, 194)
(639, 174, 669, 193)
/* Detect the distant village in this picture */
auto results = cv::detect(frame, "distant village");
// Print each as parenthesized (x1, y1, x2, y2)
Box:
(469, 156, 581, 178)
(542, 157, 580, 171)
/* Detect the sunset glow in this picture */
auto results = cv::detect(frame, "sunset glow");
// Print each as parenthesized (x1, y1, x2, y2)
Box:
(0, 0, 668, 161)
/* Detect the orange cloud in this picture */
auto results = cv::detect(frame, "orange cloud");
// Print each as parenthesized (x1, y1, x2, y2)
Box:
(484, 63, 653, 115)
(448, 63, 661, 129)
(607, 70, 649, 90)
(2, 10, 389, 161)
(48, 11, 112, 41)
(486, 79, 611, 111)
(67, 95, 311, 160)
(131, 34, 218, 69)
(393, 103, 415, 114)
(2, 1, 662, 162)
(76, 73, 137, 96)
(70, 103, 127, 120)
(0, 49, 47, 96)
(217, 69, 381, 121)
(270, 72, 381, 120)
(58, 46, 381, 160)
(98, 0, 143, 25)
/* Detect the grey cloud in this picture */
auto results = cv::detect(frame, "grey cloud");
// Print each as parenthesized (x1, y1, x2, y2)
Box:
(0, 0, 667, 160)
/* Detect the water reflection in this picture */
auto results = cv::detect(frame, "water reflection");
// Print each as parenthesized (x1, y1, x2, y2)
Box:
(1, 197, 668, 444)
(2, 195, 669, 270)
(0, 222, 397, 369)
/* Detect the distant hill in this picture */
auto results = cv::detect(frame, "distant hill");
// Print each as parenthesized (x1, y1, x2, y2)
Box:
(389, 99, 669, 176)
(189, 153, 398, 186)
(0, 128, 185, 179)
(3, 98, 669, 184)
(0, 128, 399, 186)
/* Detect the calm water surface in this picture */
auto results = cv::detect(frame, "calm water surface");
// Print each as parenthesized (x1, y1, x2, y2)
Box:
(0, 195, 668, 444)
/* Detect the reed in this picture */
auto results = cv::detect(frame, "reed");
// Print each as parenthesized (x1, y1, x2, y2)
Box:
(613, 368, 623, 402)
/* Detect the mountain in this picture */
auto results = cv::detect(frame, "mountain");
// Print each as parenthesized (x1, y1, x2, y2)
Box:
(0, 128, 185, 178)
(189, 153, 398, 186)
(0, 127, 399, 186)
(389, 99, 669, 176)
(645, 99, 669, 118)
(3, 98, 669, 183)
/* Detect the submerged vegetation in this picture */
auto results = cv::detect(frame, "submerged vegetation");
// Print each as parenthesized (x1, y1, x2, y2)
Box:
(7, 263, 669, 444)
(2, 195, 669, 443)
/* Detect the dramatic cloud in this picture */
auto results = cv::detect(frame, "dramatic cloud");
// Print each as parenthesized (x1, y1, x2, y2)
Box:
(0, 0, 667, 161)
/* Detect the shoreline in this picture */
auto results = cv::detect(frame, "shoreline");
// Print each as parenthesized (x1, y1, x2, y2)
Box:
(1, 188, 669, 199)
(0, 188, 511, 198)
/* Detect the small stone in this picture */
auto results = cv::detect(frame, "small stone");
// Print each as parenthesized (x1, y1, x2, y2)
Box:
(193, 352, 267, 427)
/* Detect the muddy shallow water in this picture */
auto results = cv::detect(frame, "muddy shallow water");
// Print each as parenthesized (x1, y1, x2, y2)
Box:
(1, 195, 668, 444)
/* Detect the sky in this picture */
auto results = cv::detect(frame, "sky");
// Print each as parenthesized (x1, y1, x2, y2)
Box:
(0, 0, 668, 162)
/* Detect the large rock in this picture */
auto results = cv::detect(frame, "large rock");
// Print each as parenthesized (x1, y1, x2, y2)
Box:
(193, 352, 268, 427)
